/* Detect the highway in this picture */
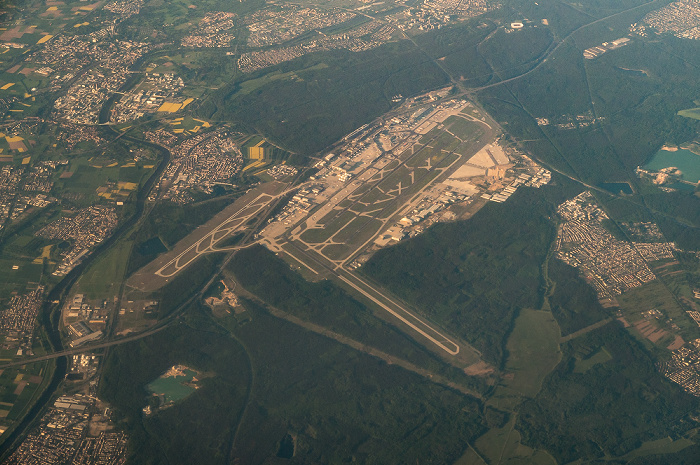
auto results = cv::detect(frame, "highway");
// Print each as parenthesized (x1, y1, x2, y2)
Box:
(0, 193, 286, 371)
(23, 0, 664, 375)
(0, 324, 172, 369)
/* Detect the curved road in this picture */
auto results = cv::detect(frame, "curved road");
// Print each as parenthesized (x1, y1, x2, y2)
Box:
(467, 0, 661, 93)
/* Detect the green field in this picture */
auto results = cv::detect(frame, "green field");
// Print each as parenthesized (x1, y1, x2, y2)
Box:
(446, 116, 483, 140)
(299, 210, 355, 243)
(331, 216, 382, 246)
(320, 242, 353, 261)
(473, 417, 556, 465)
(678, 107, 700, 121)
(76, 239, 133, 299)
(428, 130, 463, 153)
(0, 260, 43, 292)
(619, 436, 694, 461)
(573, 346, 612, 373)
(56, 155, 153, 201)
(234, 64, 329, 96)
(489, 309, 561, 410)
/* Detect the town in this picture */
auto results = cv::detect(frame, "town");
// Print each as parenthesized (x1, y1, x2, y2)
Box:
(182, 11, 236, 48)
(245, 6, 356, 47)
(37, 205, 118, 276)
(660, 339, 700, 397)
(0, 287, 44, 355)
(47, 39, 151, 124)
(238, 31, 390, 73)
(238, 0, 499, 73)
(639, 0, 700, 40)
(147, 126, 244, 204)
(555, 191, 674, 298)
(6, 394, 128, 465)
(411, 0, 499, 30)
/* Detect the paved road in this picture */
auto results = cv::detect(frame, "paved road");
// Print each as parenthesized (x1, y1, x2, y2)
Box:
(254, 290, 482, 398)
(15, 0, 660, 385)
(0, 324, 173, 369)
(560, 318, 614, 343)
(0, 206, 279, 370)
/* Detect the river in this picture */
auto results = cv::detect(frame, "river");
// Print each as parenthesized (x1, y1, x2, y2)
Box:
(0, 132, 171, 459)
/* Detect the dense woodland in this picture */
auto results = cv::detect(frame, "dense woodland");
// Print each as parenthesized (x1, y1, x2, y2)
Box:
(518, 322, 700, 463)
(95, 0, 700, 462)
(228, 245, 481, 391)
(100, 303, 488, 464)
(361, 187, 562, 365)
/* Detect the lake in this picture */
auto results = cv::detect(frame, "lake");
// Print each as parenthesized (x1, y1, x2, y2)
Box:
(644, 148, 700, 184)
(147, 366, 199, 404)
(599, 182, 633, 195)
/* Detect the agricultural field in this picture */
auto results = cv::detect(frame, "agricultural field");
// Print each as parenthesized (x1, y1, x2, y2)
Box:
(617, 279, 700, 346)
(167, 117, 211, 135)
(0, 260, 44, 300)
(0, 361, 54, 437)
